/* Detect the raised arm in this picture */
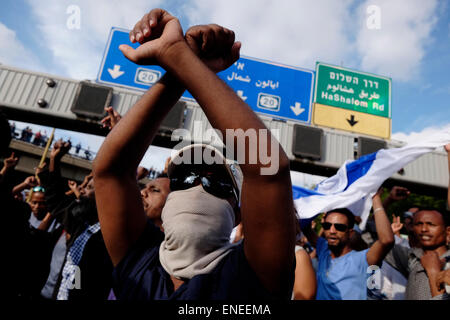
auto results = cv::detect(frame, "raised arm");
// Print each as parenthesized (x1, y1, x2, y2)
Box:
(93, 12, 241, 267)
(366, 190, 395, 266)
(0, 152, 19, 193)
(120, 9, 295, 294)
(12, 176, 38, 195)
(302, 223, 319, 248)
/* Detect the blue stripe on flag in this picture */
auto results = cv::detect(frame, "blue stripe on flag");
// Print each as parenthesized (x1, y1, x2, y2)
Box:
(344, 151, 377, 190)
(292, 185, 321, 199)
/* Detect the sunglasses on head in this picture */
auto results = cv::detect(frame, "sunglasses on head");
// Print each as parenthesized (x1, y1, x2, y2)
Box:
(170, 169, 238, 204)
(322, 222, 348, 232)
(32, 186, 45, 193)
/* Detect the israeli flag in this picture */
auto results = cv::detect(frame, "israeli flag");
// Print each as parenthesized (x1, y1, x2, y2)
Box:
(293, 130, 450, 230)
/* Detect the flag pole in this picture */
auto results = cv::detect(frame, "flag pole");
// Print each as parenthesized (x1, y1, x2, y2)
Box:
(27, 128, 55, 202)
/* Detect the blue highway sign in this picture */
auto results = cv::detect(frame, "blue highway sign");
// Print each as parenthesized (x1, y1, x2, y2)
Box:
(97, 27, 166, 91)
(215, 57, 314, 124)
(98, 28, 315, 124)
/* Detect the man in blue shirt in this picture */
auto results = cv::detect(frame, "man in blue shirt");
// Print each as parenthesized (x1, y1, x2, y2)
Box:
(303, 191, 394, 300)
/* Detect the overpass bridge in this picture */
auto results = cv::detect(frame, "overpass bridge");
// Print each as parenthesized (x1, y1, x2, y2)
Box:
(0, 64, 448, 197)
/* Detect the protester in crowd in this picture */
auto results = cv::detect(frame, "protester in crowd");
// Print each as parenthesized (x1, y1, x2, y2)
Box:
(84, 147, 92, 160)
(137, 166, 149, 180)
(140, 176, 171, 230)
(303, 189, 394, 300)
(20, 126, 29, 141)
(10, 121, 16, 137)
(38, 139, 112, 300)
(384, 206, 450, 300)
(33, 130, 42, 146)
(25, 185, 64, 298)
(94, 10, 295, 300)
(66, 180, 81, 199)
(363, 189, 410, 300)
(75, 143, 81, 155)
(0, 114, 31, 298)
(0, 148, 61, 298)
(12, 175, 38, 197)
(40, 130, 48, 147)
(292, 217, 316, 300)
(397, 207, 420, 248)
(101, 106, 122, 130)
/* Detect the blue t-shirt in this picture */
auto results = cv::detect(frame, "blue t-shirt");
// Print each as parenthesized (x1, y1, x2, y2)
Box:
(315, 237, 369, 300)
(112, 221, 293, 300)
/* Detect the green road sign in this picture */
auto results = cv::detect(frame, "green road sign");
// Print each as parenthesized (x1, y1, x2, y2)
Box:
(314, 62, 391, 118)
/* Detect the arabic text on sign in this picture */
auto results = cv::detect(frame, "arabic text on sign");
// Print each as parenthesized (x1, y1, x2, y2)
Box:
(255, 80, 279, 90)
(227, 72, 251, 83)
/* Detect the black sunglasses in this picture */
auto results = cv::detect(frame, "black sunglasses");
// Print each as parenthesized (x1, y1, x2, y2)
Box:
(322, 222, 348, 232)
(170, 170, 238, 204)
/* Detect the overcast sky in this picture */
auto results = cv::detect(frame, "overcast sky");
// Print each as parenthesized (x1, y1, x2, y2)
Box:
(1, 0, 449, 184)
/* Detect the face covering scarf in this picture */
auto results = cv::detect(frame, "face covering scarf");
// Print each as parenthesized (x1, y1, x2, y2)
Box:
(159, 185, 238, 280)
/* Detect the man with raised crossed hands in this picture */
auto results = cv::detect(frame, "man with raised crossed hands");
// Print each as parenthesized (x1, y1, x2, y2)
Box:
(93, 8, 296, 300)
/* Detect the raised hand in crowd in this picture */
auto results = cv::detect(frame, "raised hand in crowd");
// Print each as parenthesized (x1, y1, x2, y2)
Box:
(121, 10, 240, 72)
(66, 180, 81, 199)
(101, 106, 122, 130)
(383, 186, 410, 208)
(34, 161, 47, 185)
(1, 152, 19, 176)
(49, 139, 71, 172)
(367, 190, 395, 266)
(391, 215, 404, 237)
(12, 175, 39, 196)
(136, 166, 149, 180)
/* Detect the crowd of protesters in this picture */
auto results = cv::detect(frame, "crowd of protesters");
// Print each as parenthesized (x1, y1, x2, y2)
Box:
(0, 8, 449, 301)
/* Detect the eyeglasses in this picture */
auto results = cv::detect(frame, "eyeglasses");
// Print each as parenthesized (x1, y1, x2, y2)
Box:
(32, 186, 45, 193)
(170, 170, 238, 204)
(322, 222, 348, 232)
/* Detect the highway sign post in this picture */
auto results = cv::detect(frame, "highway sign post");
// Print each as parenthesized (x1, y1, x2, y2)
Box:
(313, 62, 391, 138)
(97, 28, 315, 124)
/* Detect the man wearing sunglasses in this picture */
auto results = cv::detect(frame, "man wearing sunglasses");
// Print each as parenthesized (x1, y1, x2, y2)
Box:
(94, 9, 295, 300)
(303, 191, 394, 300)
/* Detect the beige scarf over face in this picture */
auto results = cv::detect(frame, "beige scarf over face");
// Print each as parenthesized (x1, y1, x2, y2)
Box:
(159, 185, 237, 280)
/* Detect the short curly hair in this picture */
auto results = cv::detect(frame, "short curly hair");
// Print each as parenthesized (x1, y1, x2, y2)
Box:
(323, 208, 355, 229)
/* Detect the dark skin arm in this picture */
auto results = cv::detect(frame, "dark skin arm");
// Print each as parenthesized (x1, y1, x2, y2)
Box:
(293, 248, 316, 300)
(0, 152, 18, 177)
(37, 212, 54, 231)
(421, 251, 445, 297)
(366, 191, 395, 266)
(12, 176, 38, 195)
(49, 139, 71, 172)
(95, 9, 295, 295)
(382, 186, 410, 209)
(302, 222, 319, 248)
(94, 17, 240, 266)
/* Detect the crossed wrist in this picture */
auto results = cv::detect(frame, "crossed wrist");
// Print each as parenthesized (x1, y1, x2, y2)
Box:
(158, 40, 192, 70)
